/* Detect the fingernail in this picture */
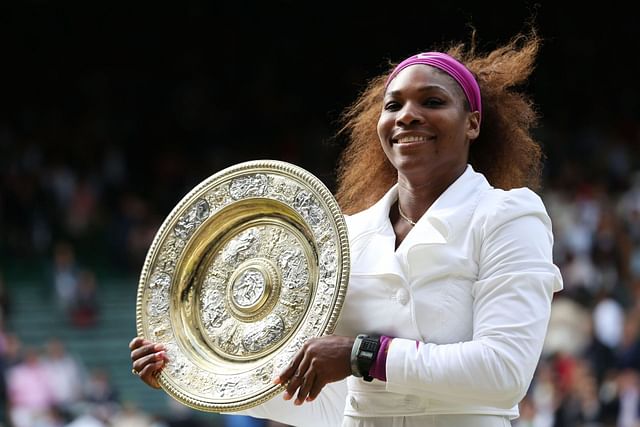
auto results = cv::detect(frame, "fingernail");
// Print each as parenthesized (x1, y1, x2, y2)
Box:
(306, 396, 315, 402)
(154, 344, 165, 351)
(283, 392, 291, 400)
(294, 399, 302, 406)
(272, 376, 281, 385)
(155, 351, 166, 360)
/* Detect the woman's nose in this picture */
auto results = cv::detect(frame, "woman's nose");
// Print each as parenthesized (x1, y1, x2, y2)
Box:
(395, 102, 423, 126)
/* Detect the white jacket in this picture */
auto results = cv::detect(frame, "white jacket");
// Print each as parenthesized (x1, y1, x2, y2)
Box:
(241, 165, 563, 426)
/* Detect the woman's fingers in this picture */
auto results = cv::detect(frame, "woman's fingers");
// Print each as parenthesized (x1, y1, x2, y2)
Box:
(132, 349, 166, 373)
(283, 351, 310, 400)
(131, 341, 165, 362)
(280, 336, 353, 405)
(130, 336, 168, 389)
(295, 370, 316, 405)
(277, 350, 303, 386)
(139, 361, 164, 389)
(307, 379, 325, 402)
(128, 336, 146, 350)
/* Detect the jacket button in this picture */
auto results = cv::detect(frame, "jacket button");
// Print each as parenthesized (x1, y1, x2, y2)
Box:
(350, 396, 359, 410)
(396, 288, 410, 305)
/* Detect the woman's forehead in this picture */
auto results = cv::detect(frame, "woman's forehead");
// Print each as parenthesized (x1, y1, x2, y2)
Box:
(385, 64, 463, 96)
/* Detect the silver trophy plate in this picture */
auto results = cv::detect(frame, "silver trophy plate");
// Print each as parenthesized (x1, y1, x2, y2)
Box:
(135, 160, 350, 412)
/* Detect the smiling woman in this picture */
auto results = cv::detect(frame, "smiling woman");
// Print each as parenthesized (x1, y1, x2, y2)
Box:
(130, 29, 563, 427)
(336, 32, 544, 215)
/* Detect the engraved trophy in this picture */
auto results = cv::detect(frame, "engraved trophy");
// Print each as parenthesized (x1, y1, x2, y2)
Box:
(135, 160, 350, 412)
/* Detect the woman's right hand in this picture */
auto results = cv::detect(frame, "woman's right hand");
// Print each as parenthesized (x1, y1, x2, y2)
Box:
(129, 337, 169, 389)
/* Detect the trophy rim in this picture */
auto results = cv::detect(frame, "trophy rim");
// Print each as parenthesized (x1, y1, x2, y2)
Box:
(135, 159, 350, 412)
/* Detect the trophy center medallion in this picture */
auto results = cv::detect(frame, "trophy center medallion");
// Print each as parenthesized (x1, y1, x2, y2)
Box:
(232, 268, 266, 309)
(226, 258, 279, 320)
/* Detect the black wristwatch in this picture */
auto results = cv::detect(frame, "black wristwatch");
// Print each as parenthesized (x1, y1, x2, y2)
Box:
(351, 334, 380, 382)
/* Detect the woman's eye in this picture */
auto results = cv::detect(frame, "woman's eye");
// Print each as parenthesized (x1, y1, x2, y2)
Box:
(384, 101, 401, 111)
(423, 98, 444, 107)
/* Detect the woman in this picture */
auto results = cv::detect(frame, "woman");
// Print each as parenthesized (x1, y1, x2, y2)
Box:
(130, 31, 563, 426)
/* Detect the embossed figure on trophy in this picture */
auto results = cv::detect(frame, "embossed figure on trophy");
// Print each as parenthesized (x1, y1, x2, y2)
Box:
(264, 228, 286, 258)
(320, 245, 337, 276)
(174, 199, 210, 240)
(147, 272, 171, 316)
(229, 174, 269, 200)
(279, 248, 307, 289)
(223, 229, 259, 264)
(293, 190, 324, 226)
(216, 377, 240, 398)
(242, 315, 285, 353)
(201, 289, 228, 329)
(217, 321, 242, 355)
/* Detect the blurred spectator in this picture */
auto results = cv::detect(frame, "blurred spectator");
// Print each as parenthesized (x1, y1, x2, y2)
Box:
(37, 405, 68, 427)
(592, 291, 625, 350)
(110, 402, 152, 427)
(108, 192, 158, 273)
(544, 296, 591, 358)
(69, 270, 99, 328)
(614, 312, 640, 372)
(161, 398, 206, 427)
(6, 346, 55, 427)
(50, 241, 80, 313)
(553, 358, 604, 426)
(527, 361, 557, 427)
(65, 178, 98, 238)
(84, 369, 118, 406)
(615, 369, 640, 427)
(2, 334, 23, 368)
(41, 338, 85, 411)
(65, 403, 111, 427)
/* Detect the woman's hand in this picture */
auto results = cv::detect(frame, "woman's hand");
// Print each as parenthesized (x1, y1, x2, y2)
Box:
(129, 337, 169, 389)
(273, 335, 354, 405)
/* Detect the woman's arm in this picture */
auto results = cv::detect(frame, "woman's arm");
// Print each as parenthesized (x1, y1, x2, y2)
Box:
(385, 194, 562, 408)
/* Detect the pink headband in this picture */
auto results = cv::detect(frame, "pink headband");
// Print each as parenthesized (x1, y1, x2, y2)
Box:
(385, 52, 482, 122)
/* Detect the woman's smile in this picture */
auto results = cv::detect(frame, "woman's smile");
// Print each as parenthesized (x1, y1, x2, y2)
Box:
(393, 133, 436, 146)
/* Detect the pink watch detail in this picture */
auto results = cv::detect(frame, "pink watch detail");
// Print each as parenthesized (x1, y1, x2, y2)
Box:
(369, 335, 393, 381)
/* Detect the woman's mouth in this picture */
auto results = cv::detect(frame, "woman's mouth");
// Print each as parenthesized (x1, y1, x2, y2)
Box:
(397, 135, 428, 144)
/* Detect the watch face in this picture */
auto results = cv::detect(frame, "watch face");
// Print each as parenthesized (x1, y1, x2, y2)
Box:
(360, 350, 374, 359)
(361, 340, 378, 352)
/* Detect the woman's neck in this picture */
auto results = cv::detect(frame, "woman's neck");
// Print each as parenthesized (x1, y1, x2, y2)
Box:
(396, 165, 466, 223)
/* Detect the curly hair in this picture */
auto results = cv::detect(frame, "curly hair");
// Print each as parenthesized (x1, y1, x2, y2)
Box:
(335, 31, 543, 215)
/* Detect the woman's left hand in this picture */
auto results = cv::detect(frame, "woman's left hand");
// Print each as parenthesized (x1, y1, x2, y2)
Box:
(273, 335, 354, 405)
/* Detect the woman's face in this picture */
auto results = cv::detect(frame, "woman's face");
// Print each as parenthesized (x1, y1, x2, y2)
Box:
(377, 64, 479, 184)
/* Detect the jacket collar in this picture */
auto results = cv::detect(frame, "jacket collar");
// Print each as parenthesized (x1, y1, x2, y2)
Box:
(347, 165, 491, 275)
(402, 164, 491, 248)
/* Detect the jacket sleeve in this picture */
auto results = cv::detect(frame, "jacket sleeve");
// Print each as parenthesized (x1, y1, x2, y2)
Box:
(385, 189, 563, 409)
(231, 378, 347, 427)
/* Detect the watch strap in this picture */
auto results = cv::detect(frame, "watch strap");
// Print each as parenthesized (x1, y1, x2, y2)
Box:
(350, 334, 365, 377)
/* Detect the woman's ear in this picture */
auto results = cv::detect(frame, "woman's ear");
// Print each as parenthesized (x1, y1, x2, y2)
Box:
(466, 111, 481, 141)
